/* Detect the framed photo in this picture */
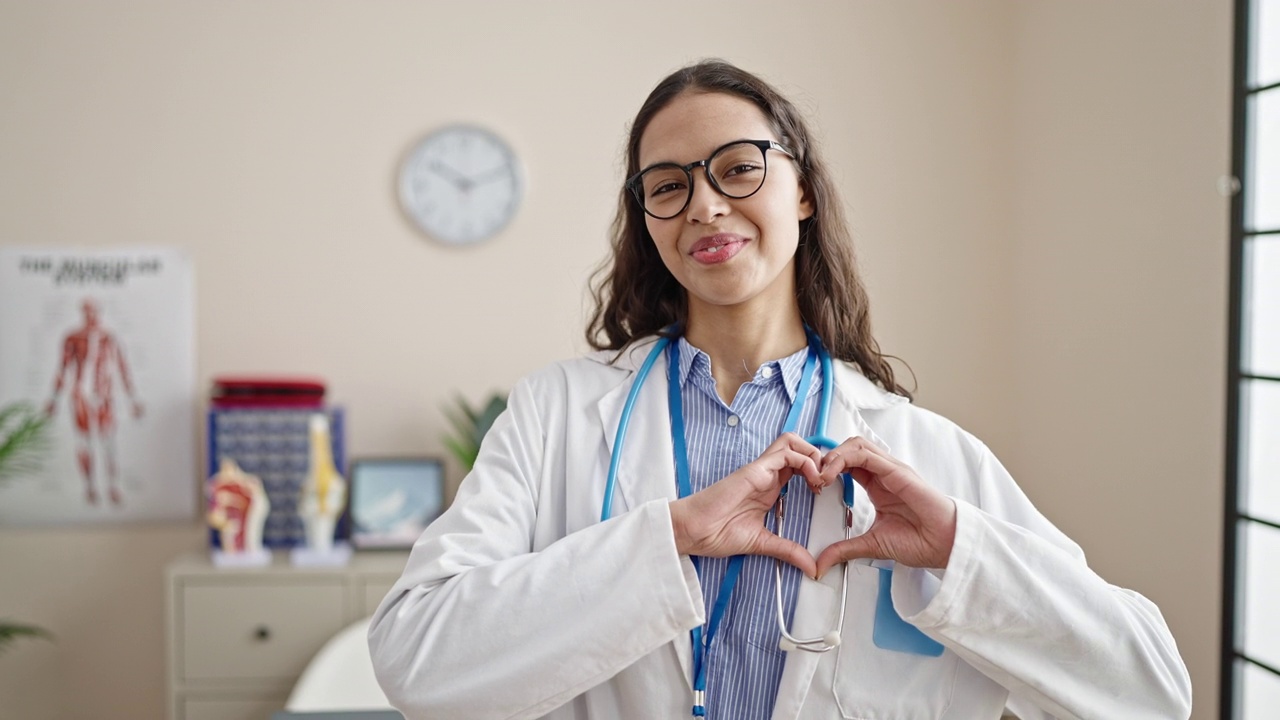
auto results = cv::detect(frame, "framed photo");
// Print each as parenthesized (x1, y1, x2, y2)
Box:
(347, 457, 445, 549)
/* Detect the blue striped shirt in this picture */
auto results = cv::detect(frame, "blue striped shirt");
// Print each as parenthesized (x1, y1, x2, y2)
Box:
(676, 337, 822, 719)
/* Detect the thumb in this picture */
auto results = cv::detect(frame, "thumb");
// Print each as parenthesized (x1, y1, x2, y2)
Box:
(753, 530, 818, 580)
(815, 534, 886, 579)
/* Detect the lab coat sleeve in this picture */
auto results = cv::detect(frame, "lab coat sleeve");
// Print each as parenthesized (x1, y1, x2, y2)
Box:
(888, 446, 1191, 720)
(367, 373, 704, 720)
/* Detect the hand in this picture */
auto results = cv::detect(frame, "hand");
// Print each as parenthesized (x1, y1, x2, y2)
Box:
(814, 437, 957, 578)
(670, 433, 823, 578)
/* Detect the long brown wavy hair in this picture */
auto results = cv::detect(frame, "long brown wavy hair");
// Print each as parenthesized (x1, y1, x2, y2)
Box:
(585, 60, 913, 399)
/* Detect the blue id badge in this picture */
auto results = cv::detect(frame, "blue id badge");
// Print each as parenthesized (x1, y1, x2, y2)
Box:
(873, 567, 945, 656)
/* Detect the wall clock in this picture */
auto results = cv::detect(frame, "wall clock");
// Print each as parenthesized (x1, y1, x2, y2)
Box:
(397, 124, 523, 246)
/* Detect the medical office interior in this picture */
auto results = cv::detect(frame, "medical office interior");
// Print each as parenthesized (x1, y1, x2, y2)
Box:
(0, 0, 1257, 718)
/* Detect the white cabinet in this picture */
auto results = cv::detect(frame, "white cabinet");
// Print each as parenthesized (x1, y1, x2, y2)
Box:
(165, 552, 407, 720)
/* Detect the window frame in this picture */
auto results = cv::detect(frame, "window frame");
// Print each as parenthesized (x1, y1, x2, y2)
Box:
(1223, 0, 1280, 716)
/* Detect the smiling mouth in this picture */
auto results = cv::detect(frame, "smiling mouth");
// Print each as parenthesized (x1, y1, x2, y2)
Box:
(689, 235, 748, 264)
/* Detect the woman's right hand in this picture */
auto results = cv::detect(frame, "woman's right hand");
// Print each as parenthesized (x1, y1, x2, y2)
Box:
(669, 433, 823, 578)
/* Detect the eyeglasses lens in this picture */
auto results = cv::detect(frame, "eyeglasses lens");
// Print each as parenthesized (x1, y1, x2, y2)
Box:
(638, 142, 768, 219)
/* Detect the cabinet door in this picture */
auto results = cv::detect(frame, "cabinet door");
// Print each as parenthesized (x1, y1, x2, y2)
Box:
(180, 581, 347, 683)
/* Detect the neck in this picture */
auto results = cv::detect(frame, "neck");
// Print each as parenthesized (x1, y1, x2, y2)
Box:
(684, 302, 807, 405)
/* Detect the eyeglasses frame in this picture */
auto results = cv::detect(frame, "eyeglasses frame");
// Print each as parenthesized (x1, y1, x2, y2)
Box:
(625, 138, 796, 220)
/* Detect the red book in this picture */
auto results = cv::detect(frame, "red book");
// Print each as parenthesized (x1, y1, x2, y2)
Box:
(211, 376, 327, 408)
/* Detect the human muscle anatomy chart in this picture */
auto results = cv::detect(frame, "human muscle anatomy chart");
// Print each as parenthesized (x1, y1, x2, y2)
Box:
(0, 248, 194, 524)
(44, 298, 146, 505)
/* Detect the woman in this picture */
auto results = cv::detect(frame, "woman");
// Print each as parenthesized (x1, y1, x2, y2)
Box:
(369, 60, 1191, 720)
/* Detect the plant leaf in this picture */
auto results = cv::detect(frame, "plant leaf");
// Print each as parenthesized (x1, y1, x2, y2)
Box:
(0, 621, 53, 654)
(0, 403, 52, 484)
(442, 436, 478, 470)
(0, 404, 24, 435)
(442, 404, 474, 444)
(455, 395, 479, 425)
(473, 395, 508, 443)
(439, 392, 507, 473)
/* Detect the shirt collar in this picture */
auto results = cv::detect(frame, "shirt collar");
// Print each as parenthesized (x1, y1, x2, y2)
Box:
(588, 335, 907, 410)
(675, 336, 812, 401)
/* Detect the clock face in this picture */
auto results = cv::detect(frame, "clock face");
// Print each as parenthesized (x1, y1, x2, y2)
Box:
(398, 125, 523, 245)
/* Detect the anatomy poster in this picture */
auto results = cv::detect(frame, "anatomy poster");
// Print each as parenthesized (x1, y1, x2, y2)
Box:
(0, 248, 195, 524)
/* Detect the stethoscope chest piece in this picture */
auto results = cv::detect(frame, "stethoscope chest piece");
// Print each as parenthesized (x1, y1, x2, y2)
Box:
(773, 432, 856, 654)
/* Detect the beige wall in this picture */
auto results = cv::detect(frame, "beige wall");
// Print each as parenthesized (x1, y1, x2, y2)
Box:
(1007, 5, 1232, 718)
(0, 1, 1229, 718)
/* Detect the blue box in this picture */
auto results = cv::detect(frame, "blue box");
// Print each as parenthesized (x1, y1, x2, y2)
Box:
(206, 406, 346, 548)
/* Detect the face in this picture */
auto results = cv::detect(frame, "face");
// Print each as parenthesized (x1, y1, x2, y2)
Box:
(636, 91, 813, 320)
(81, 300, 99, 327)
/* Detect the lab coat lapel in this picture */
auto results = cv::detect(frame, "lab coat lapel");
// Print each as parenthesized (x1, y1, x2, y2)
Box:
(595, 340, 678, 514)
(772, 363, 885, 719)
(594, 340, 690, 686)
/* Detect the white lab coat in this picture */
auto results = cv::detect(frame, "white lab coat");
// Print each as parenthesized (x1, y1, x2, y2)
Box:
(369, 338, 1191, 720)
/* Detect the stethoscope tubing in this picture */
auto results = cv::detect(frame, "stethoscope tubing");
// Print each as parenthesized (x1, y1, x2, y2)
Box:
(601, 331, 854, 656)
(600, 336, 672, 522)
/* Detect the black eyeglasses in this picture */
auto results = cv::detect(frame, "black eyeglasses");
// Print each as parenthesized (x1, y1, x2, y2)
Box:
(626, 139, 795, 220)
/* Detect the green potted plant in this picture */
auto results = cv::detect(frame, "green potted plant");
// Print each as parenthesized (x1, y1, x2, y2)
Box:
(442, 392, 508, 473)
(0, 401, 54, 653)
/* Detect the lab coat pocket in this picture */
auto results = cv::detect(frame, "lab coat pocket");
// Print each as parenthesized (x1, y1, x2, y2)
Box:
(832, 565, 958, 720)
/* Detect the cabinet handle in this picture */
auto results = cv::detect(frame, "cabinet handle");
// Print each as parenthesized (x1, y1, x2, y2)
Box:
(253, 625, 271, 641)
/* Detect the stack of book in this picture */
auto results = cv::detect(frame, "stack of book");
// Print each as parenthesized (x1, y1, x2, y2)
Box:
(207, 376, 345, 548)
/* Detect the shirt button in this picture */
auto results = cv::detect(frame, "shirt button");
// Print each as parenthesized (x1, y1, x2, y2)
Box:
(760, 366, 774, 379)
(727, 415, 740, 427)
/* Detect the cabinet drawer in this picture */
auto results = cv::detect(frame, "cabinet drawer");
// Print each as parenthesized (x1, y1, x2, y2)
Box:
(180, 582, 347, 682)
(182, 695, 284, 720)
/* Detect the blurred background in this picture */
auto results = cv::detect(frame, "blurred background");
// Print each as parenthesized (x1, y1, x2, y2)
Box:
(0, 1, 1234, 718)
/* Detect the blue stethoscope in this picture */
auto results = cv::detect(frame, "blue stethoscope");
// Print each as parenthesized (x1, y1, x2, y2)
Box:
(599, 328, 854, 717)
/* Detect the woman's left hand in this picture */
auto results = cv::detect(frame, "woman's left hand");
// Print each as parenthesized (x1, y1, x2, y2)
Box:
(813, 437, 957, 578)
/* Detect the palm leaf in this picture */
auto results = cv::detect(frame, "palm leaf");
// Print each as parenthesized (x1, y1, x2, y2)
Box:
(0, 402, 52, 485)
(473, 396, 508, 443)
(441, 392, 507, 472)
(442, 397, 477, 444)
(0, 405, 55, 655)
(442, 436, 478, 470)
(0, 621, 53, 654)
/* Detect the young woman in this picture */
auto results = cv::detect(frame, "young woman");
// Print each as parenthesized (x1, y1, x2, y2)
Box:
(369, 60, 1191, 720)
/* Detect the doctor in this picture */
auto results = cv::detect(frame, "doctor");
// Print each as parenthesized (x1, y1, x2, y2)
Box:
(369, 60, 1191, 720)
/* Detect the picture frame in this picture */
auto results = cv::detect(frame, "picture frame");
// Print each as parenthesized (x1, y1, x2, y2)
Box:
(347, 457, 445, 550)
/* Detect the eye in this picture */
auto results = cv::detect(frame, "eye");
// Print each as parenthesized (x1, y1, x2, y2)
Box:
(639, 164, 689, 199)
(722, 162, 763, 177)
(648, 180, 687, 198)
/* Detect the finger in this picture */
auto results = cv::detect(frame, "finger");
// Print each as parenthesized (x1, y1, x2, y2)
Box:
(821, 443, 904, 490)
(815, 534, 886, 579)
(758, 447, 822, 487)
(767, 433, 826, 490)
(754, 530, 818, 579)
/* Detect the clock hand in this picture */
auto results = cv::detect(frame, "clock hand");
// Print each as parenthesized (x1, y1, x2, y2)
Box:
(428, 161, 475, 192)
(471, 164, 513, 185)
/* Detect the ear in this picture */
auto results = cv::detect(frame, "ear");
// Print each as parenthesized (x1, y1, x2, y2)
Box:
(797, 179, 815, 221)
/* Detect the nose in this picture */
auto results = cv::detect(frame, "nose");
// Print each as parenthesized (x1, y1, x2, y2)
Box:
(684, 168, 729, 224)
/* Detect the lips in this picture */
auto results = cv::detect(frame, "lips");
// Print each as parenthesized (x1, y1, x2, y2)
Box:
(689, 233, 749, 265)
